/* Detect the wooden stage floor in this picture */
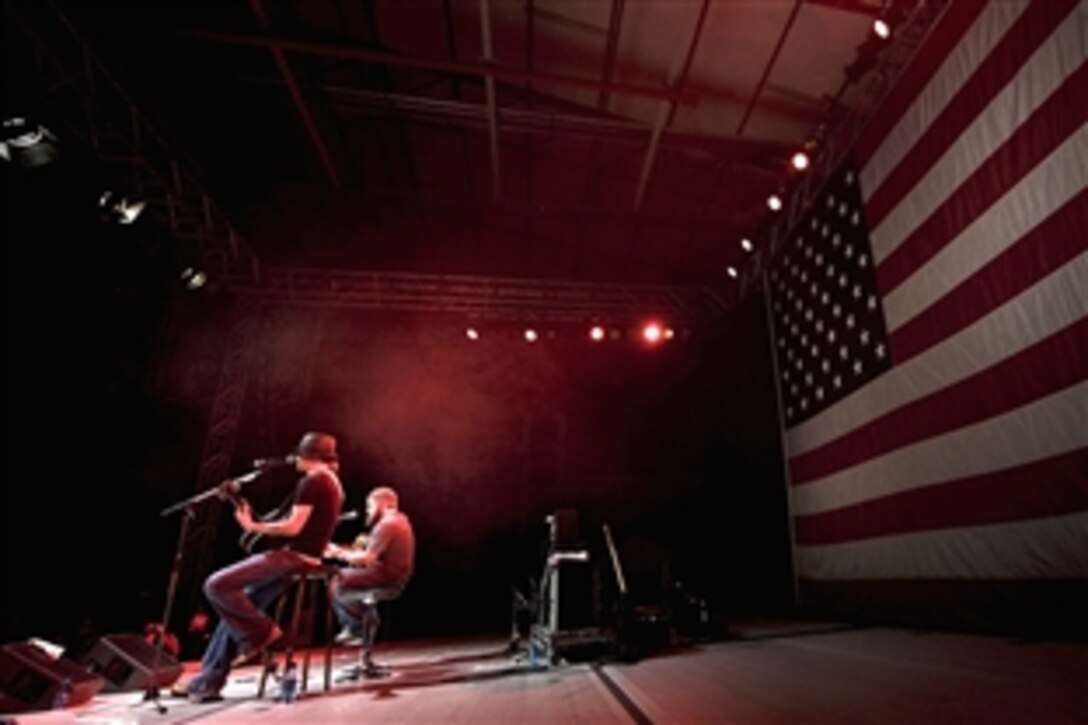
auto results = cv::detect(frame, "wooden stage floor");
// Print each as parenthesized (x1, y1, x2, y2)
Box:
(11, 620, 1085, 724)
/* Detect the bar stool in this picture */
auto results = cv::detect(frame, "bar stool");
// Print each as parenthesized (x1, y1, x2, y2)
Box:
(350, 585, 404, 678)
(257, 565, 338, 698)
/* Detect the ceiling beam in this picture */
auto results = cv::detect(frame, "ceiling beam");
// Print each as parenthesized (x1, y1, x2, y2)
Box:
(633, 0, 711, 211)
(803, 0, 882, 18)
(479, 0, 502, 201)
(180, 28, 700, 106)
(310, 84, 791, 167)
(249, 0, 341, 187)
(736, 0, 803, 137)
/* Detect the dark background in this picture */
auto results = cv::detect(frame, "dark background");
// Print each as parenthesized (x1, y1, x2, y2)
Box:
(0, 153, 792, 654)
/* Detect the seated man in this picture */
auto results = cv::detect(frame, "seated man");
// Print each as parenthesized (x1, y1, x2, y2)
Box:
(324, 486, 415, 674)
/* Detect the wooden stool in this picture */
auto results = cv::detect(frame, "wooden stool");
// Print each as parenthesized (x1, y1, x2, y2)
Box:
(257, 566, 337, 698)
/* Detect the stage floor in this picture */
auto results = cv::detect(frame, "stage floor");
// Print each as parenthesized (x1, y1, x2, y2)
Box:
(10, 620, 1085, 724)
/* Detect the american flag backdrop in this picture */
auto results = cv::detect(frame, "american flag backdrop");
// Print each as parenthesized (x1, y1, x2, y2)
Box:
(768, 0, 1086, 627)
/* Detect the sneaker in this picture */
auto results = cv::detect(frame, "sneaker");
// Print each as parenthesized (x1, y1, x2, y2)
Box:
(333, 627, 363, 646)
(230, 624, 284, 668)
(187, 689, 223, 704)
(168, 681, 190, 698)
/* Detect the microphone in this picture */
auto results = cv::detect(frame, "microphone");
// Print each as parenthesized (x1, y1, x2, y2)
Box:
(252, 455, 297, 469)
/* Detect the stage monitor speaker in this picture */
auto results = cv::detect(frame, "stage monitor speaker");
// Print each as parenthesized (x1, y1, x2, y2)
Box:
(0, 641, 105, 714)
(82, 634, 183, 693)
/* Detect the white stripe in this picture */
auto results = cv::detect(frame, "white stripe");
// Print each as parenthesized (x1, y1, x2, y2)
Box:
(787, 253, 1088, 455)
(792, 383, 1088, 516)
(883, 127, 1088, 331)
(859, 0, 1028, 199)
(796, 511, 1088, 580)
(867, 8, 1088, 264)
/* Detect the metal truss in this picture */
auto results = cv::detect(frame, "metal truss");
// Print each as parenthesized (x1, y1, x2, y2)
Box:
(3, 0, 259, 283)
(231, 267, 733, 326)
(753, 0, 951, 286)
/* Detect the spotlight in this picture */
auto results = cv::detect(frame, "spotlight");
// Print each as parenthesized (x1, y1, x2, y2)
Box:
(726, 265, 738, 279)
(589, 325, 605, 342)
(180, 266, 207, 291)
(642, 323, 663, 344)
(0, 117, 61, 170)
(873, 18, 891, 39)
(740, 237, 754, 253)
(524, 328, 538, 343)
(99, 190, 146, 225)
(466, 327, 480, 341)
(767, 194, 783, 212)
(663, 327, 675, 340)
(791, 151, 810, 171)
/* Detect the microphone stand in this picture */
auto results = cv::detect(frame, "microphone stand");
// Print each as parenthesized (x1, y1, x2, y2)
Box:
(142, 471, 260, 713)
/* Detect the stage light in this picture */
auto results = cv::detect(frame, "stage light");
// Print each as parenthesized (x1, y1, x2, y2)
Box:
(740, 237, 754, 253)
(589, 325, 605, 342)
(726, 265, 738, 279)
(663, 327, 675, 340)
(609, 328, 623, 341)
(180, 266, 207, 291)
(524, 328, 538, 343)
(99, 190, 146, 225)
(791, 151, 810, 171)
(466, 327, 479, 341)
(0, 117, 61, 170)
(873, 18, 891, 39)
(642, 322, 663, 343)
(767, 194, 783, 212)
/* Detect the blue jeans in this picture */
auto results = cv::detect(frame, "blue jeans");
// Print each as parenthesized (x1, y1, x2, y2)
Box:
(186, 549, 309, 695)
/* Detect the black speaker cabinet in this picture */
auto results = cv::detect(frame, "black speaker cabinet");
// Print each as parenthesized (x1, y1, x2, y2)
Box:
(82, 634, 183, 692)
(0, 641, 105, 714)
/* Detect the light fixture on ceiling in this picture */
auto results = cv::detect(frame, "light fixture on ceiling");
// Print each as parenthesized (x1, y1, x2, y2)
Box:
(180, 266, 207, 291)
(740, 237, 755, 253)
(0, 117, 61, 170)
(99, 190, 147, 225)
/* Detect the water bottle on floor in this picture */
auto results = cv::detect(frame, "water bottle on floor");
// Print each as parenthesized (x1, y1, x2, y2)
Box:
(279, 662, 299, 703)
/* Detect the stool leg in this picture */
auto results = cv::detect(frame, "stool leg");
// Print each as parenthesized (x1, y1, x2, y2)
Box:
(258, 590, 290, 699)
(300, 578, 317, 693)
(361, 606, 381, 668)
(324, 577, 335, 691)
(286, 576, 306, 669)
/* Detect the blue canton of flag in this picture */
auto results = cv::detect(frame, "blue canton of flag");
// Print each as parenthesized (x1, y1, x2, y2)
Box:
(769, 158, 892, 427)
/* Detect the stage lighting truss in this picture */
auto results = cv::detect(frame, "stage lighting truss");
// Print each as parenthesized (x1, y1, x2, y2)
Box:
(228, 267, 731, 328)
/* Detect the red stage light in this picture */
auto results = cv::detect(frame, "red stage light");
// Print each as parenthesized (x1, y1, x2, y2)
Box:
(642, 323, 663, 343)
(589, 325, 605, 342)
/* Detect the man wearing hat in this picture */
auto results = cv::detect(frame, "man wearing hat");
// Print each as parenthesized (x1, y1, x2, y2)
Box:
(176, 432, 344, 702)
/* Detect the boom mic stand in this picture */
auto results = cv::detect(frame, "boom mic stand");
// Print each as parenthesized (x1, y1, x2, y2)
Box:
(142, 470, 261, 713)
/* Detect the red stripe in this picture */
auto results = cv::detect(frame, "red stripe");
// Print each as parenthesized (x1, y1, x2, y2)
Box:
(854, 0, 988, 167)
(890, 190, 1088, 363)
(794, 448, 1088, 545)
(877, 65, 1088, 298)
(789, 318, 1088, 485)
(863, 0, 1077, 230)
